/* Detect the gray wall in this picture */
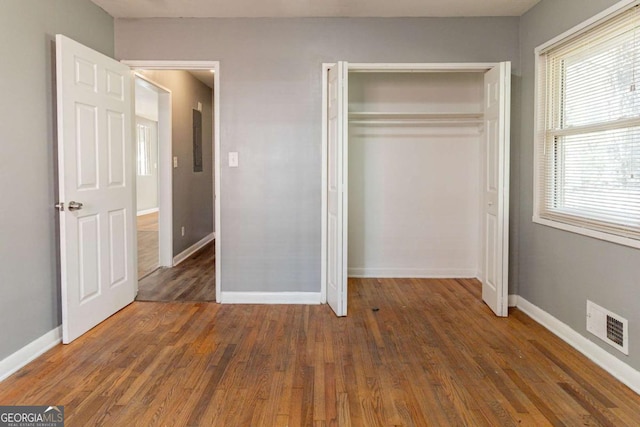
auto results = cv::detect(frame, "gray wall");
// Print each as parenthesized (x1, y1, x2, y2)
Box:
(519, 0, 640, 370)
(0, 0, 113, 360)
(115, 17, 520, 293)
(4, 0, 638, 377)
(138, 70, 214, 256)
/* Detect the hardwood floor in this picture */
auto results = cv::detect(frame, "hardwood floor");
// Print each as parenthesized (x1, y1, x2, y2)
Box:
(1, 278, 639, 426)
(136, 242, 215, 302)
(137, 212, 159, 279)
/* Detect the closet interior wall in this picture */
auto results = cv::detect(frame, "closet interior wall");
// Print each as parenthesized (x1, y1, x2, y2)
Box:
(347, 72, 485, 278)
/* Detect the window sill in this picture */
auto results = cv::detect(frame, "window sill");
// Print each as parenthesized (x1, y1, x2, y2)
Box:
(532, 216, 640, 250)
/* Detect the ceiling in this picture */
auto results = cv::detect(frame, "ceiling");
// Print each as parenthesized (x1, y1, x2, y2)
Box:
(92, 0, 541, 18)
(189, 70, 214, 89)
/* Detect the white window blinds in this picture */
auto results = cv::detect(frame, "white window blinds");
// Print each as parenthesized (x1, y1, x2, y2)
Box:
(536, 4, 640, 241)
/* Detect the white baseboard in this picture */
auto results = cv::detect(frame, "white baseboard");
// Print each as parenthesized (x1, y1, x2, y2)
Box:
(221, 292, 321, 305)
(508, 294, 518, 307)
(348, 267, 477, 278)
(173, 232, 214, 266)
(137, 207, 159, 216)
(517, 296, 640, 395)
(0, 327, 61, 382)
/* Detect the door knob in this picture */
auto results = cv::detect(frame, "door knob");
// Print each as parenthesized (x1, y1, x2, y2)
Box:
(68, 201, 84, 211)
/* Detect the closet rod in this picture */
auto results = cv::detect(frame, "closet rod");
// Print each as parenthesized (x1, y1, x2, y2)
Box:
(349, 119, 484, 126)
(349, 111, 483, 119)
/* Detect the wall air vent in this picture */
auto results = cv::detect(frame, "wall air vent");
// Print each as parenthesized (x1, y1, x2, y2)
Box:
(587, 300, 628, 355)
(607, 315, 624, 347)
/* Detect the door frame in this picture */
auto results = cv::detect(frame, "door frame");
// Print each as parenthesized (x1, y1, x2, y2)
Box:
(123, 60, 221, 303)
(133, 74, 173, 271)
(320, 62, 507, 306)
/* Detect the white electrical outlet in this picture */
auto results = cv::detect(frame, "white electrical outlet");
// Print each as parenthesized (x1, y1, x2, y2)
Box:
(229, 152, 239, 168)
(181, 226, 185, 236)
(173, 156, 178, 168)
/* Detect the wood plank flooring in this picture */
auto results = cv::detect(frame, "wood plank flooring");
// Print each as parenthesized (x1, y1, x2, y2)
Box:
(137, 212, 159, 279)
(1, 278, 639, 426)
(136, 242, 215, 302)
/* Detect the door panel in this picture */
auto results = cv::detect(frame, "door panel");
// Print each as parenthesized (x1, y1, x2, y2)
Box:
(76, 103, 99, 189)
(326, 62, 348, 317)
(56, 34, 136, 343)
(109, 209, 128, 286)
(106, 70, 125, 100)
(78, 215, 100, 301)
(482, 62, 511, 317)
(107, 111, 126, 187)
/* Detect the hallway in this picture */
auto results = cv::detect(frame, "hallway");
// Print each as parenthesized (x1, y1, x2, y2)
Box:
(136, 242, 215, 302)
(137, 211, 159, 279)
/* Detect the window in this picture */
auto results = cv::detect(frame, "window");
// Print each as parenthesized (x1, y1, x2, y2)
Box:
(137, 123, 151, 176)
(535, 3, 640, 247)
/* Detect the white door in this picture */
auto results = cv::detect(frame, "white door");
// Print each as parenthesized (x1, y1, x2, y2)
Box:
(482, 62, 511, 317)
(56, 35, 136, 343)
(326, 62, 348, 316)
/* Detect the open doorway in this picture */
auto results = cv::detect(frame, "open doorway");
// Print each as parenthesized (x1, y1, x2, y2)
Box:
(127, 62, 220, 302)
(134, 76, 170, 279)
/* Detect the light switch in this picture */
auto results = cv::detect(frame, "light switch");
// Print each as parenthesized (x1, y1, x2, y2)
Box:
(228, 152, 239, 168)
(173, 156, 178, 168)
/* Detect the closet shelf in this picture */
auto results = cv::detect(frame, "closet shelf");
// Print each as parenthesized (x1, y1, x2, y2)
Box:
(348, 111, 484, 126)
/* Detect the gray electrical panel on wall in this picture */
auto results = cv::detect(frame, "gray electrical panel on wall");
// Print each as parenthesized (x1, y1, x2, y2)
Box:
(193, 109, 203, 172)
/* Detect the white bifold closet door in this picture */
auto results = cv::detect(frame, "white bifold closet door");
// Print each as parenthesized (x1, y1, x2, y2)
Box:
(481, 62, 510, 317)
(326, 61, 510, 318)
(326, 62, 349, 317)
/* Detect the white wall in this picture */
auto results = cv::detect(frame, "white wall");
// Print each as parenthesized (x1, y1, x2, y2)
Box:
(348, 72, 483, 277)
(135, 78, 159, 121)
(135, 116, 159, 212)
(135, 79, 160, 213)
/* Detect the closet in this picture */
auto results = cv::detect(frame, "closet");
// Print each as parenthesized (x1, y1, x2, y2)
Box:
(323, 62, 510, 319)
